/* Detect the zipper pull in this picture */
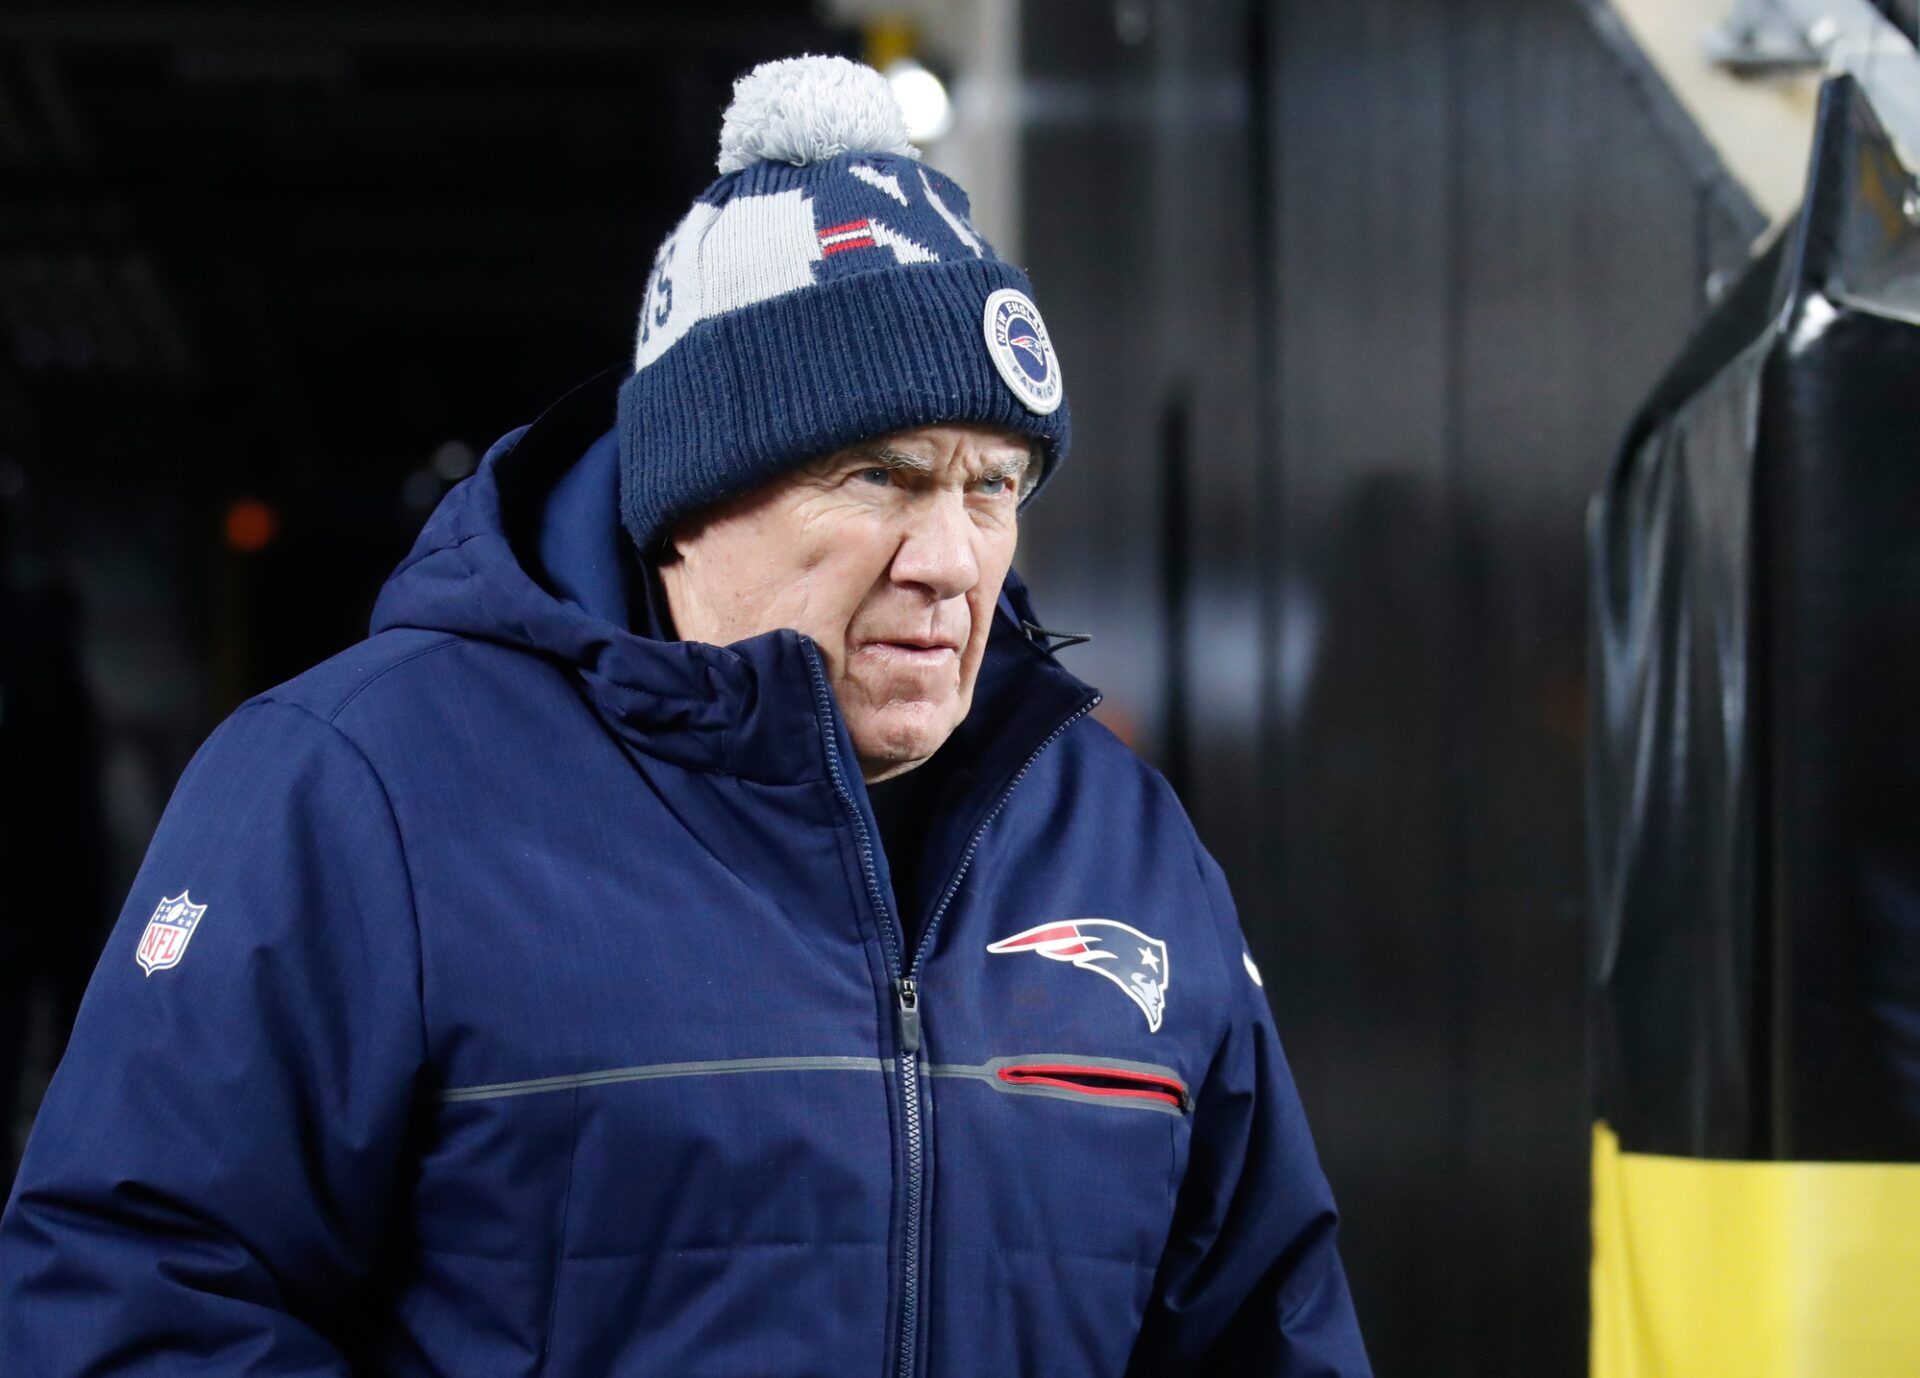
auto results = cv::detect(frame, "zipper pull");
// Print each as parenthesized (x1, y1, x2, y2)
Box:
(895, 976, 921, 1055)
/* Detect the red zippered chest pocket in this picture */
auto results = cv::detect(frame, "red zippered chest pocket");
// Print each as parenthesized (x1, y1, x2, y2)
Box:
(995, 1061, 1189, 1112)
(927, 1056, 1192, 1116)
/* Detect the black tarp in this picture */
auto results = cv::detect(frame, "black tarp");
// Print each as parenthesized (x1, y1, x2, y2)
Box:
(1591, 74, 1920, 1162)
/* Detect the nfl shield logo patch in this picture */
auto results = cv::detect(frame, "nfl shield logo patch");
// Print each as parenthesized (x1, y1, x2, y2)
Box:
(135, 891, 207, 975)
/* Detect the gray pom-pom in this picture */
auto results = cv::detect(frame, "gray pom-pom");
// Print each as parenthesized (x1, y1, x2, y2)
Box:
(716, 54, 919, 175)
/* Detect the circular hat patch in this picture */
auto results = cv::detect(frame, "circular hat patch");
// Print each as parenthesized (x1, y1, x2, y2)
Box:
(982, 288, 1063, 415)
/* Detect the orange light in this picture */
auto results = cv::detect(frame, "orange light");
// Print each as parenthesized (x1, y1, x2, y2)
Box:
(1093, 700, 1140, 750)
(223, 498, 279, 554)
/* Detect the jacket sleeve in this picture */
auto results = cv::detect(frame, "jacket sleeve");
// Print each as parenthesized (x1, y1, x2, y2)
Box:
(0, 699, 427, 1374)
(1126, 841, 1372, 1378)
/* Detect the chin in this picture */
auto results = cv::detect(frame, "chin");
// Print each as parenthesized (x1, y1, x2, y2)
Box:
(851, 703, 957, 770)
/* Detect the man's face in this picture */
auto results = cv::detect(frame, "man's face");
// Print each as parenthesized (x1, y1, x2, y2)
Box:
(657, 422, 1033, 783)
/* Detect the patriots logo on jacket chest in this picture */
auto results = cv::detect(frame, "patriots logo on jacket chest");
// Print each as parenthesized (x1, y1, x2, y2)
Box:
(987, 919, 1171, 1032)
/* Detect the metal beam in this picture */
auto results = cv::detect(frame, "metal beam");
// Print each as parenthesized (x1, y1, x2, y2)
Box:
(1712, 0, 1920, 174)
(0, 6, 822, 53)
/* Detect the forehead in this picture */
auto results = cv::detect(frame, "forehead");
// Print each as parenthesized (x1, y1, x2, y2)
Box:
(878, 421, 1030, 455)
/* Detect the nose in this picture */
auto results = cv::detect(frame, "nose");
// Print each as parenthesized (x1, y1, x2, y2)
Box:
(890, 490, 980, 602)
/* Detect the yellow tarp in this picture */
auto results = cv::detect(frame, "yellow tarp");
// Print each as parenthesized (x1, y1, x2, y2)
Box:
(1592, 1121, 1920, 1377)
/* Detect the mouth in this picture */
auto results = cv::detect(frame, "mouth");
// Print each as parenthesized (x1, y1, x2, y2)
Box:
(858, 637, 961, 666)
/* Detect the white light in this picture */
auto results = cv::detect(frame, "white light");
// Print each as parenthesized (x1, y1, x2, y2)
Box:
(886, 59, 952, 145)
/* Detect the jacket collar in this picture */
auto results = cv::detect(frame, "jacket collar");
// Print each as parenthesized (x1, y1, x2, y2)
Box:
(370, 370, 1100, 791)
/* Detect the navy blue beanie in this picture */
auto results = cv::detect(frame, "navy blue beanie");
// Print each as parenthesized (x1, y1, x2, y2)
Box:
(616, 55, 1070, 559)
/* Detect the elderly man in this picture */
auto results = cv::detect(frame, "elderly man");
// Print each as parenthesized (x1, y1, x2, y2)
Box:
(0, 56, 1368, 1376)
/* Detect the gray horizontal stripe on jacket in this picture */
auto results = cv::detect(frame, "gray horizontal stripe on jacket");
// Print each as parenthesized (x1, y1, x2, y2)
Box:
(442, 1055, 887, 1102)
(444, 1051, 1188, 1116)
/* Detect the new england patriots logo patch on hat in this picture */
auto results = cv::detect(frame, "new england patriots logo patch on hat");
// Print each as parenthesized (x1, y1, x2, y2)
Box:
(987, 919, 1168, 1031)
(982, 288, 1063, 416)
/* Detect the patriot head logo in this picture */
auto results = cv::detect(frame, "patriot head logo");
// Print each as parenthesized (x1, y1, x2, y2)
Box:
(982, 287, 1063, 415)
(1006, 321, 1046, 380)
(987, 919, 1169, 1031)
(135, 891, 207, 976)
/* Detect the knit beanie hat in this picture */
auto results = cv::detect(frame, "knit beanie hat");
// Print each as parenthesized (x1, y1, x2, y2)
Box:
(616, 54, 1070, 560)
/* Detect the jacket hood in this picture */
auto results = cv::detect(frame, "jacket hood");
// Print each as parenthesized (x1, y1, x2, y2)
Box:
(368, 369, 1099, 786)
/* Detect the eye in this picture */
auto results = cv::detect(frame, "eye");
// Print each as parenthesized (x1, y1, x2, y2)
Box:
(976, 474, 1014, 497)
(854, 466, 893, 487)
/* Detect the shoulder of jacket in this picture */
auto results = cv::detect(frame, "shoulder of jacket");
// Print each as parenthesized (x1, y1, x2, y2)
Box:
(1059, 712, 1204, 836)
(1059, 712, 1258, 1005)
(237, 628, 471, 731)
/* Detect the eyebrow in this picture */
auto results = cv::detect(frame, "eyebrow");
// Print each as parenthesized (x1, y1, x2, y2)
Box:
(844, 443, 936, 475)
(839, 441, 1035, 487)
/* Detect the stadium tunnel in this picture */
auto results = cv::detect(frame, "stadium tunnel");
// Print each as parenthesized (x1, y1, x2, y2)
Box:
(5, 1, 1920, 1373)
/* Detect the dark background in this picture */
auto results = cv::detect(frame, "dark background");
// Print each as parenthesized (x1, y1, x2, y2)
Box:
(1020, 3, 1762, 1371)
(1, 2, 1809, 1372)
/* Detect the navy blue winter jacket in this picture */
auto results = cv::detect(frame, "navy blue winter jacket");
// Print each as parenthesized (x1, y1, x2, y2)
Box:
(0, 373, 1369, 1375)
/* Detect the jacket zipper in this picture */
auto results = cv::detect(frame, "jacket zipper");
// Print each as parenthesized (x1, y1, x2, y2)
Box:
(802, 638, 1098, 1378)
